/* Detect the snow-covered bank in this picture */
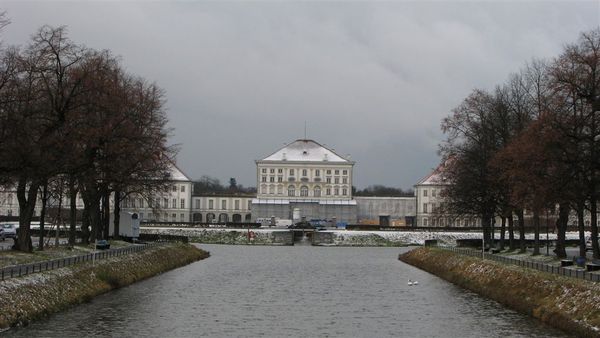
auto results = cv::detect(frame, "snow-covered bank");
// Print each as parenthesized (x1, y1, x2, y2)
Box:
(0, 243, 208, 330)
(142, 227, 589, 246)
(400, 247, 600, 337)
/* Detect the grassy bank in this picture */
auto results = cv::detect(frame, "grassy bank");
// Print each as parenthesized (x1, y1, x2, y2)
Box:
(399, 247, 600, 337)
(0, 242, 209, 330)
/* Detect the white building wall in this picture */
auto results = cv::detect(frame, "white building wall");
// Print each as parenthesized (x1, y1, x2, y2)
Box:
(191, 195, 254, 223)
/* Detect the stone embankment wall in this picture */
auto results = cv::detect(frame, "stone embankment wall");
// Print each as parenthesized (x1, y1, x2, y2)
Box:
(0, 243, 209, 330)
(399, 247, 600, 337)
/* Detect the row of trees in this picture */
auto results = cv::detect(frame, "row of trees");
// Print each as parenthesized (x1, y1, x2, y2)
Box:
(0, 23, 176, 251)
(353, 185, 414, 197)
(193, 176, 256, 195)
(441, 28, 600, 259)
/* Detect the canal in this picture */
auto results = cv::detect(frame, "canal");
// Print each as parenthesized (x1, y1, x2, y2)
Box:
(5, 245, 567, 337)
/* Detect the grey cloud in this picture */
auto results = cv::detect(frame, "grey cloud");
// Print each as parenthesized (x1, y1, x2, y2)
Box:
(1, 1, 598, 188)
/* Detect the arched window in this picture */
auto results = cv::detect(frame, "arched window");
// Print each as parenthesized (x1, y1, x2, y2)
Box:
(288, 185, 295, 197)
(300, 186, 309, 197)
(277, 185, 283, 195)
(260, 184, 267, 194)
(269, 185, 275, 194)
(334, 187, 339, 195)
(314, 186, 321, 197)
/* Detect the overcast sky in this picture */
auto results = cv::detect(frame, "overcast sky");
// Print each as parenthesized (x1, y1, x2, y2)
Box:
(1, 1, 598, 189)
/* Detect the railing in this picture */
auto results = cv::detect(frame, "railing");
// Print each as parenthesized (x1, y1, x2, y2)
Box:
(442, 247, 600, 282)
(0, 242, 167, 281)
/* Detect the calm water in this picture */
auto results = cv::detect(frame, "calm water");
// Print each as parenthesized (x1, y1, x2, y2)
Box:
(6, 245, 567, 337)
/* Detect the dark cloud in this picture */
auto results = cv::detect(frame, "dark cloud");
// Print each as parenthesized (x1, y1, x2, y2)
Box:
(2, 1, 598, 188)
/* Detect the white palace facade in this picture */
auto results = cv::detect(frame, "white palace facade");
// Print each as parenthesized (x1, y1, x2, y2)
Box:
(251, 139, 357, 224)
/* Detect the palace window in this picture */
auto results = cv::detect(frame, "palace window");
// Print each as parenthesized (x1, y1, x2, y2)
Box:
(262, 176, 267, 182)
(278, 168, 283, 173)
(270, 168, 275, 174)
(195, 200, 200, 209)
(326, 188, 331, 195)
(314, 186, 321, 197)
(181, 199, 185, 209)
(335, 170, 339, 175)
(269, 185, 275, 194)
(423, 189, 428, 197)
(278, 176, 283, 182)
(235, 200, 240, 210)
(209, 200, 214, 210)
(288, 185, 295, 197)
(326, 177, 331, 183)
(423, 203, 428, 213)
(302, 169, 307, 176)
(334, 187, 339, 195)
(343, 170, 348, 175)
(222, 200, 227, 210)
(262, 168, 267, 173)
(300, 186, 309, 197)
(315, 169, 320, 177)
(327, 170, 331, 174)
(342, 177, 347, 184)
(334, 177, 339, 184)
(172, 198, 177, 208)
(181, 185, 185, 192)
(342, 188, 347, 196)
(270, 176, 275, 182)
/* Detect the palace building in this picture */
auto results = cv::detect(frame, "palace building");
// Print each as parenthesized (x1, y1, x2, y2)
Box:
(251, 139, 357, 224)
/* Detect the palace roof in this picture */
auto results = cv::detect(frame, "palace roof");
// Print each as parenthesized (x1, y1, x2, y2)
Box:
(260, 139, 351, 163)
(415, 161, 449, 186)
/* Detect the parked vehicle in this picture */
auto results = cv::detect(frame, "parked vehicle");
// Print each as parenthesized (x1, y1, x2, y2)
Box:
(1, 224, 17, 239)
(0, 227, 4, 241)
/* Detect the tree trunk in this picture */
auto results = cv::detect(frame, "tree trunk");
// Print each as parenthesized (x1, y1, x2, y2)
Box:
(15, 177, 39, 252)
(554, 203, 569, 259)
(482, 213, 492, 250)
(90, 195, 101, 243)
(499, 215, 506, 251)
(69, 176, 77, 246)
(590, 194, 599, 259)
(532, 209, 540, 256)
(55, 185, 63, 247)
(102, 188, 110, 240)
(81, 205, 90, 244)
(113, 190, 121, 240)
(508, 212, 515, 250)
(38, 182, 48, 250)
(577, 201, 586, 258)
(518, 209, 526, 253)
